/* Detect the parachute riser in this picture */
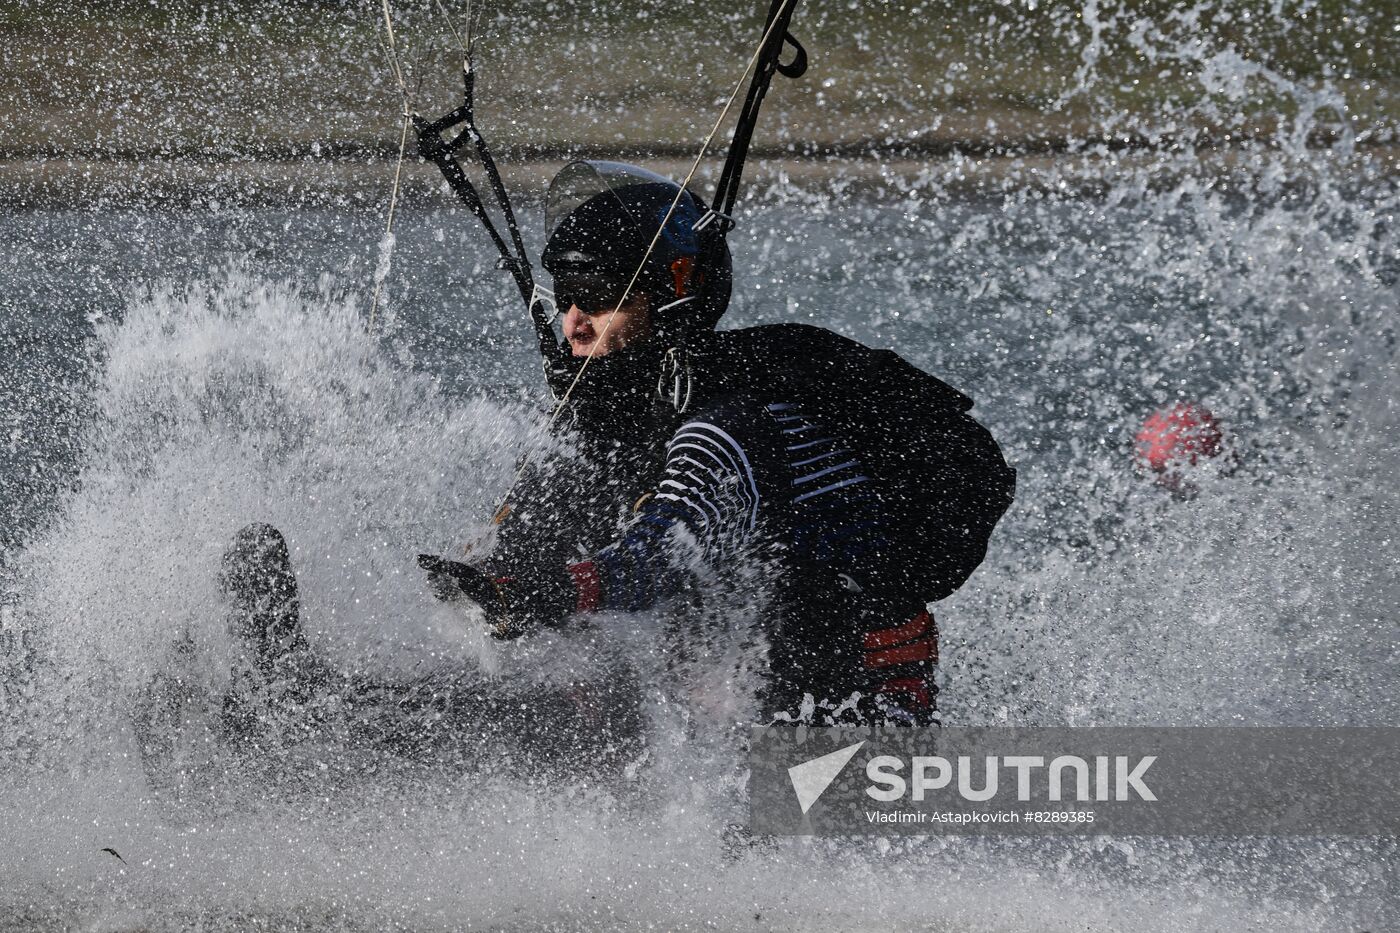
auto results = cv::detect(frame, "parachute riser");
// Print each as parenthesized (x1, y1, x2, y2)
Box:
(709, 0, 808, 228)
(414, 64, 572, 394)
(685, 0, 807, 338)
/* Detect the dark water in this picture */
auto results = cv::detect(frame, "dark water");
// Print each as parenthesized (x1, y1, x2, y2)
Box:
(1, 168, 1396, 928)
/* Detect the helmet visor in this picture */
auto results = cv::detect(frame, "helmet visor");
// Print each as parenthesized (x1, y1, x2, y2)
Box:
(543, 160, 684, 245)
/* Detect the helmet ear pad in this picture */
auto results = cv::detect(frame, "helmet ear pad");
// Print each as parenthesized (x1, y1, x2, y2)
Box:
(669, 256, 696, 298)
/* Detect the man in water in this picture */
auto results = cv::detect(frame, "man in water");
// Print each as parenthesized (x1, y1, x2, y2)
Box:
(419, 161, 1015, 726)
(202, 162, 1011, 748)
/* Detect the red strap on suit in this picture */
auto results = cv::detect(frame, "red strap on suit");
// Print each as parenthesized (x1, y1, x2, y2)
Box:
(862, 609, 937, 709)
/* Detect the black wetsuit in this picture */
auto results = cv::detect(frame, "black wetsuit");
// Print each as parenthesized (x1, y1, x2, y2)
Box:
(495, 325, 1014, 724)
(566, 393, 937, 722)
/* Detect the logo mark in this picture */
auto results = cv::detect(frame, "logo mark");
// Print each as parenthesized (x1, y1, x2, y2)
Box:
(788, 741, 866, 814)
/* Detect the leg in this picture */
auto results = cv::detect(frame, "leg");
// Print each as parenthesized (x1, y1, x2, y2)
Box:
(220, 522, 306, 671)
(217, 524, 644, 771)
(763, 579, 938, 726)
(218, 523, 337, 740)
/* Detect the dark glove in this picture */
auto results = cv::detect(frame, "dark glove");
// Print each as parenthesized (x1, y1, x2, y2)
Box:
(417, 554, 580, 640)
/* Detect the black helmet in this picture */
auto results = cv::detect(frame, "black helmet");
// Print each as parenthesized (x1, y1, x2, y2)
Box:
(542, 161, 731, 335)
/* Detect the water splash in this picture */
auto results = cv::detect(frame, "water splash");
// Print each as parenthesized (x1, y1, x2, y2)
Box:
(2, 0, 1398, 929)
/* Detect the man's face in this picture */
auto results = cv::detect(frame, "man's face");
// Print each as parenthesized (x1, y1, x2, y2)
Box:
(561, 290, 653, 357)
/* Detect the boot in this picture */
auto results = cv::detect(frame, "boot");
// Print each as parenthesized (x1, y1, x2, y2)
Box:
(219, 523, 332, 741)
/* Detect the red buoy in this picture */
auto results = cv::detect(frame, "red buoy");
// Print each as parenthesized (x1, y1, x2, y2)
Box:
(1135, 402, 1225, 481)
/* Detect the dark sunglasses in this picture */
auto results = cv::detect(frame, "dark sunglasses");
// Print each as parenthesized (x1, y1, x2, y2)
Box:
(554, 277, 638, 315)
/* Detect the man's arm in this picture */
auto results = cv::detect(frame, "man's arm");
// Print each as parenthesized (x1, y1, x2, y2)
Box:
(572, 415, 765, 613)
(419, 405, 769, 635)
